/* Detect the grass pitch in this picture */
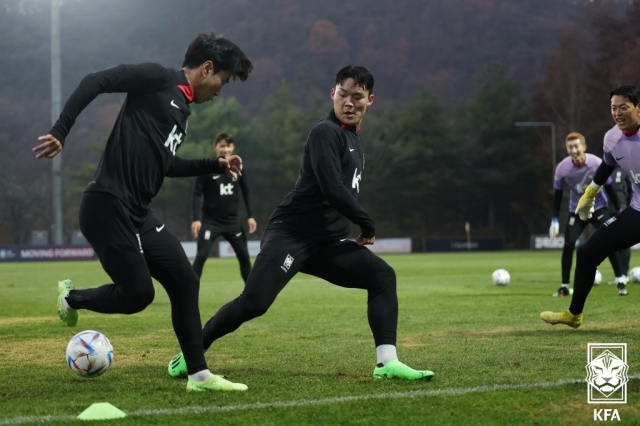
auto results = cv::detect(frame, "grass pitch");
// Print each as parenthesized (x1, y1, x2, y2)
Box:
(1, 251, 639, 425)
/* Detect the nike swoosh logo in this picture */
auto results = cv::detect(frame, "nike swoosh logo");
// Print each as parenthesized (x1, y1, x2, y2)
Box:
(597, 215, 604, 220)
(615, 156, 625, 160)
(349, 148, 355, 152)
(235, 232, 242, 237)
(213, 175, 220, 179)
(156, 225, 165, 232)
(170, 100, 180, 109)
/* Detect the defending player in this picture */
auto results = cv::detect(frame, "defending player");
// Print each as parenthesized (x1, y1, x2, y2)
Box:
(33, 32, 252, 391)
(192, 132, 256, 282)
(168, 65, 434, 381)
(548, 132, 628, 297)
(541, 84, 640, 328)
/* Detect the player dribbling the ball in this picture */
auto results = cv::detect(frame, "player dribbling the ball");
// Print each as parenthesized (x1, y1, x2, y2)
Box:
(33, 32, 252, 392)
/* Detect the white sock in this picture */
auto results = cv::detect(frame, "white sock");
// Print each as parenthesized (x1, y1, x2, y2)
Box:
(561, 284, 570, 289)
(376, 344, 398, 365)
(62, 296, 71, 310)
(189, 369, 212, 382)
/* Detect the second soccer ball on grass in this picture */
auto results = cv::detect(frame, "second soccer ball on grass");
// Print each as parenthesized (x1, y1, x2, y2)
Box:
(594, 270, 602, 285)
(492, 269, 510, 286)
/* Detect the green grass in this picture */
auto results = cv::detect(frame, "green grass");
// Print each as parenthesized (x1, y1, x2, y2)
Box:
(1, 251, 639, 425)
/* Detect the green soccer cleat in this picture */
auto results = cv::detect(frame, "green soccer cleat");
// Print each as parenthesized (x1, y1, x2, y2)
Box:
(168, 353, 188, 378)
(57, 279, 78, 327)
(540, 309, 582, 329)
(186, 374, 248, 392)
(373, 360, 434, 381)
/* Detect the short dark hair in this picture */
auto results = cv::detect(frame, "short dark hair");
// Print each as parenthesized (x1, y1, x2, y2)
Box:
(335, 65, 374, 94)
(214, 132, 234, 145)
(183, 32, 253, 82)
(610, 85, 640, 106)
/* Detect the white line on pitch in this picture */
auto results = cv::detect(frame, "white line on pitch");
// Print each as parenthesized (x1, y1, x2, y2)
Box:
(2, 376, 638, 425)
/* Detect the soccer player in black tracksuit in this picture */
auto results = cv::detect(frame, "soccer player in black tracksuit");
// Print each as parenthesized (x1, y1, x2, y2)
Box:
(33, 32, 252, 392)
(168, 66, 434, 381)
(192, 132, 256, 282)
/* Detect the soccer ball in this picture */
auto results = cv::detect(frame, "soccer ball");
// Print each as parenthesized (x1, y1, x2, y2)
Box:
(630, 267, 640, 283)
(594, 270, 602, 285)
(492, 269, 510, 286)
(66, 330, 113, 378)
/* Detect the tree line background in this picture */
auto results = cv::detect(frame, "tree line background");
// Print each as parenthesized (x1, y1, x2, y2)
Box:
(0, 0, 638, 249)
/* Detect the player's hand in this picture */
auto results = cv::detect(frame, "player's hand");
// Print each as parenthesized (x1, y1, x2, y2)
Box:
(219, 155, 243, 180)
(549, 218, 559, 240)
(575, 182, 601, 220)
(356, 234, 375, 246)
(33, 134, 63, 159)
(191, 221, 202, 239)
(247, 218, 257, 234)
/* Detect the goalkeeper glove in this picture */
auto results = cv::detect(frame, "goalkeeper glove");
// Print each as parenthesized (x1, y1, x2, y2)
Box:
(549, 218, 559, 240)
(575, 182, 602, 220)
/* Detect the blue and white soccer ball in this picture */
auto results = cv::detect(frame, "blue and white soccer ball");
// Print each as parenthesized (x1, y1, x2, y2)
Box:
(630, 267, 640, 283)
(492, 269, 510, 286)
(594, 270, 602, 285)
(66, 330, 113, 378)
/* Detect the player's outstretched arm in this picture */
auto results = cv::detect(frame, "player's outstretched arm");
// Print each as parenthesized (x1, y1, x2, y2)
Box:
(167, 155, 242, 179)
(37, 63, 174, 153)
(33, 134, 63, 159)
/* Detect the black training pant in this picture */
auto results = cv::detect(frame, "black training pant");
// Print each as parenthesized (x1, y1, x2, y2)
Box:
(67, 192, 206, 375)
(570, 207, 640, 315)
(192, 221, 251, 283)
(202, 228, 398, 350)
(561, 208, 624, 283)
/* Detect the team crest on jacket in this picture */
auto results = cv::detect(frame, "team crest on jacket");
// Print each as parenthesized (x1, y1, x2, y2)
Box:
(281, 254, 294, 272)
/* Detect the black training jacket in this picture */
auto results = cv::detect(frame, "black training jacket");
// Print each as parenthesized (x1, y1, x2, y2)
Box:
(192, 171, 254, 226)
(49, 62, 225, 216)
(265, 109, 375, 241)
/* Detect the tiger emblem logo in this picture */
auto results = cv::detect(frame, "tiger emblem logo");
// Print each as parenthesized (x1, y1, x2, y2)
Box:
(586, 349, 628, 398)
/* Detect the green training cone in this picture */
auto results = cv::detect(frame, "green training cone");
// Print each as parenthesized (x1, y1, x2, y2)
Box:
(77, 402, 126, 421)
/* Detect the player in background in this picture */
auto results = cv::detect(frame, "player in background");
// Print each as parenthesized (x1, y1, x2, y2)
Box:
(191, 132, 256, 282)
(168, 66, 434, 381)
(32, 32, 252, 392)
(541, 84, 640, 328)
(548, 132, 628, 297)
(606, 165, 633, 283)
